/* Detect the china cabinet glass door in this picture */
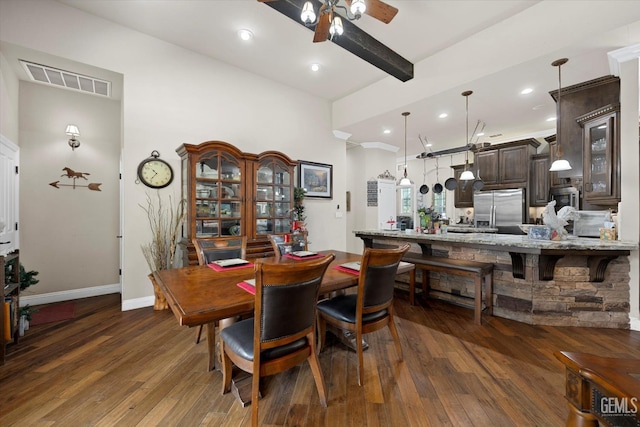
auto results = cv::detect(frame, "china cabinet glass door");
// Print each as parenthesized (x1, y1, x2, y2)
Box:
(583, 111, 616, 203)
(194, 151, 243, 237)
(255, 159, 292, 235)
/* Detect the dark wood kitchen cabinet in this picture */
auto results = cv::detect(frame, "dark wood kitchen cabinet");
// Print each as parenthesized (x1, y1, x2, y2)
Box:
(474, 138, 540, 190)
(451, 164, 474, 208)
(530, 154, 550, 206)
(176, 141, 297, 265)
(577, 105, 620, 206)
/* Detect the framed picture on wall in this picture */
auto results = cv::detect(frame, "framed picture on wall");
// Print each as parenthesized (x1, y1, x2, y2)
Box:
(298, 161, 332, 199)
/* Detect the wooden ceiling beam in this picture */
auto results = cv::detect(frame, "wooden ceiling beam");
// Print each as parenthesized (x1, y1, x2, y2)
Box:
(262, 0, 414, 82)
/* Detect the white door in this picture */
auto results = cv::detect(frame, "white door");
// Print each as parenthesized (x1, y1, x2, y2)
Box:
(0, 135, 19, 256)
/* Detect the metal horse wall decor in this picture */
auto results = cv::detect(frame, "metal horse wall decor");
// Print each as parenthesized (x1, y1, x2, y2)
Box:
(49, 167, 102, 191)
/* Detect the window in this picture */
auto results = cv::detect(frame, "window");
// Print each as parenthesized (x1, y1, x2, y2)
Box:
(433, 191, 446, 217)
(398, 187, 412, 215)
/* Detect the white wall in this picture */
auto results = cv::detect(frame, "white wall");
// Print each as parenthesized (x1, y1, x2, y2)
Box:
(19, 81, 121, 297)
(0, 0, 345, 309)
(0, 50, 19, 143)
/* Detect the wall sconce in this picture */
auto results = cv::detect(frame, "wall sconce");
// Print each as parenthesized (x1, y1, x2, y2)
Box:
(65, 124, 80, 150)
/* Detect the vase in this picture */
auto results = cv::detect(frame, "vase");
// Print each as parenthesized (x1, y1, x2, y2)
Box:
(19, 316, 25, 336)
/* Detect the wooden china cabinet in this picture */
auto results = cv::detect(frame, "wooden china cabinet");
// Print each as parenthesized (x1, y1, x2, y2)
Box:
(176, 141, 298, 265)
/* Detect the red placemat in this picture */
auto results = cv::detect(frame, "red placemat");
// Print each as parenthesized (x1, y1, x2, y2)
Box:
(237, 281, 256, 295)
(208, 262, 254, 272)
(333, 265, 360, 275)
(284, 253, 324, 260)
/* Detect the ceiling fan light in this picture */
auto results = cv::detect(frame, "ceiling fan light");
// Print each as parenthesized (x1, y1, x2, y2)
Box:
(329, 16, 344, 36)
(301, 1, 316, 24)
(350, 0, 366, 17)
(549, 159, 572, 172)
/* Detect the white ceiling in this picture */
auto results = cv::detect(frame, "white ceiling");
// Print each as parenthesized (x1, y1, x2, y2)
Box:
(48, 0, 640, 158)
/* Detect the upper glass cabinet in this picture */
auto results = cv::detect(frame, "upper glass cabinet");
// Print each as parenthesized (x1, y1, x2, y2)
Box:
(579, 105, 620, 206)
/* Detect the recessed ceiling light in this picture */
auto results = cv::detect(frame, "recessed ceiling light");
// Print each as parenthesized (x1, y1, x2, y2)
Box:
(546, 116, 557, 122)
(532, 104, 545, 110)
(238, 29, 253, 41)
(310, 63, 320, 72)
(520, 88, 533, 95)
(438, 113, 448, 119)
(383, 129, 391, 134)
(477, 132, 485, 136)
(425, 142, 432, 147)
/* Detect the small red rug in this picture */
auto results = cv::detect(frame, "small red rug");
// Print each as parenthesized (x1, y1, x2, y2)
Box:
(30, 301, 76, 326)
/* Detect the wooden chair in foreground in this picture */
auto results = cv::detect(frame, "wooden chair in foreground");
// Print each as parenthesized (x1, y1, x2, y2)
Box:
(192, 236, 247, 344)
(316, 243, 411, 386)
(267, 232, 308, 259)
(219, 254, 335, 427)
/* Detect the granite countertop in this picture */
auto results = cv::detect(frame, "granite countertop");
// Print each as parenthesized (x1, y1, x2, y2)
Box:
(353, 229, 639, 251)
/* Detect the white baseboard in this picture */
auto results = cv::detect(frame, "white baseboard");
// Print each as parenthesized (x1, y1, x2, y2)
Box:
(19, 283, 157, 312)
(630, 316, 640, 331)
(121, 296, 155, 311)
(20, 283, 121, 307)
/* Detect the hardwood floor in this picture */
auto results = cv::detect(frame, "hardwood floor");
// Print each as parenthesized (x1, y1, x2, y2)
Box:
(1, 290, 639, 426)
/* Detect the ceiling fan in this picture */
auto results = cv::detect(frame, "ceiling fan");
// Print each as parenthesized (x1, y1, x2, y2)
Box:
(258, 0, 413, 82)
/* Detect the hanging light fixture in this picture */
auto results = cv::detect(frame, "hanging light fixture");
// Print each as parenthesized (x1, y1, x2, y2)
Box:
(459, 91, 475, 181)
(399, 112, 412, 186)
(549, 58, 572, 172)
(300, 0, 365, 36)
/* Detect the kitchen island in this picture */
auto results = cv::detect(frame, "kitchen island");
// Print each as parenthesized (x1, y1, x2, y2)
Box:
(355, 229, 638, 328)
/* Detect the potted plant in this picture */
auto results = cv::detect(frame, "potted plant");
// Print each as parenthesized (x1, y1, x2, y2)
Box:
(292, 187, 307, 231)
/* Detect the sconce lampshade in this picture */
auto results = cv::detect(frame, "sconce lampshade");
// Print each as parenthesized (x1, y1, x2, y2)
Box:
(66, 124, 80, 150)
(65, 124, 80, 137)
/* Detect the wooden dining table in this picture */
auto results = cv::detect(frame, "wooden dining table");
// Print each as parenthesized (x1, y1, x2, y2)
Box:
(152, 250, 415, 372)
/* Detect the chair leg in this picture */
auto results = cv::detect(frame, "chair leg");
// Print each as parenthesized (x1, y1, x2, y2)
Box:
(356, 327, 364, 386)
(195, 325, 203, 344)
(307, 335, 328, 407)
(387, 310, 403, 362)
(220, 341, 233, 394)
(317, 316, 326, 354)
(251, 370, 261, 427)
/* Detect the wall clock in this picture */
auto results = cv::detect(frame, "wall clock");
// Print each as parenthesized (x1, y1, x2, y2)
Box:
(137, 150, 174, 189)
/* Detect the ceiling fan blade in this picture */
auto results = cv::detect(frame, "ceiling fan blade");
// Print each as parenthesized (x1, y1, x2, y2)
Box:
(313, 13, 331, 43)
(345, 0, 398, 23)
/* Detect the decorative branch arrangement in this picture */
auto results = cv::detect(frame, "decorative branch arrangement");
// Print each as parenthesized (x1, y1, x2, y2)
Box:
(139, 192, 186, 272)
(49, 167, 101, 191)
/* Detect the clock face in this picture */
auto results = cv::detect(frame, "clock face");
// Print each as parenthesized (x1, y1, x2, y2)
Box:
(138, 159, 174, 188)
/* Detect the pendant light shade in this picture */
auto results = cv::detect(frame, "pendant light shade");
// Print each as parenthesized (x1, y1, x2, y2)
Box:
(460, 90, 475, 181)
(549, 58, 572, 172)
(399, 112, 412, 186)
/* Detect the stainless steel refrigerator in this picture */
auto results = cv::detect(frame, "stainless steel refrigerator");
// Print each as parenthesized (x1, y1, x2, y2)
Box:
(473, 188, 527, 234)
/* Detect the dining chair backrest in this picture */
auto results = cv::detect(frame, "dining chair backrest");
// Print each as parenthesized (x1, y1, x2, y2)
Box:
(256, 254, 333, 345)
(267, 233, 307, 259)
(358, 243, 411, 312)
(193, 236, 247, 265)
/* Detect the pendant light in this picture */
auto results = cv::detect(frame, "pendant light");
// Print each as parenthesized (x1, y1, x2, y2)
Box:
(459, 90, 475, 181)
(399, 112, 412, 186)
(549, 58, 572, 172)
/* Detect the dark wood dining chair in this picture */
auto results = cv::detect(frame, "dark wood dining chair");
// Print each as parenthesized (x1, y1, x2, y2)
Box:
(192, 236, 247, 344)
(219, 254, 335, 427)
(267, 232, 308, 259)
(316, 243, 411, 386)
